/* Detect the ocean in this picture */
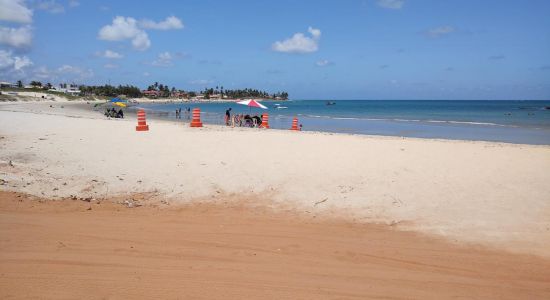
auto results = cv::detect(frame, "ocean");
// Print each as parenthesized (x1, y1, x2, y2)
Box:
(139, 100, 550, 145)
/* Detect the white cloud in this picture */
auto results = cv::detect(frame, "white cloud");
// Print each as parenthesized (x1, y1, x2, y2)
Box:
(35, 0, 65, 14)
(131, 31, 150, 51)
(426, 26, 455, 38)
(272, 27, 321, 53)
(139, 16, 184, 30)
(377, 0, 405, 9)
(316, 59, 332, 67)
(103, 63, 118, 69)
(68, 0, 79, 7)
(0, 0, 33, 23)
(143, 72, 150, 77)
(0, 49, 33, 71)
(151, 51, 174, 67)
(98, 16, 150, 51)
(0, 25, 32, 48)
(100, 49, 123, 59)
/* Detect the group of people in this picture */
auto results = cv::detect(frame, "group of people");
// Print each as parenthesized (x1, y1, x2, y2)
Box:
(175, 107, 191, 119)
(225, 108, 263, 127)
(104, 107, 124, 118)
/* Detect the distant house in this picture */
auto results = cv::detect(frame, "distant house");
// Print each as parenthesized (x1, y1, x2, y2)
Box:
(170, 91, 188, 99)
(209, 94, 222, 100)
(49, 86, 81, 95)
(0, 81, 17, 88)
(142, 90, 161, 98)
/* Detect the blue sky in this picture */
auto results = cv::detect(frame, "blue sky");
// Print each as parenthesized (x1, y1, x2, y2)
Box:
(1, 0, 549, 99)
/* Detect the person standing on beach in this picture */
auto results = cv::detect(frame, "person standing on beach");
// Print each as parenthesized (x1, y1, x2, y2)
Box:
(175, 109, 179, 119)
(225, 108, 232, 126)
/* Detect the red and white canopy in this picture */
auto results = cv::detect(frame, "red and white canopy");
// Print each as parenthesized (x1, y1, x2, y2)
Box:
(236, 99, 267, 109)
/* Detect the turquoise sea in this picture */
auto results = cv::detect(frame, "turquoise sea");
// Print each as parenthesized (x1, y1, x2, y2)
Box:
(139, 100, 550, 145)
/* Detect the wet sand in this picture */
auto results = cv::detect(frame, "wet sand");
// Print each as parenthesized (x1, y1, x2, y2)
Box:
(1, 191, 549, 299)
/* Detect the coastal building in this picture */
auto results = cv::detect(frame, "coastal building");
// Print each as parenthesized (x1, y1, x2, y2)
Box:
(170, 91, 188, 99)
(0, 81, 18, 88)
(48, 86, 81, 95)
(142, 90, 161, 98)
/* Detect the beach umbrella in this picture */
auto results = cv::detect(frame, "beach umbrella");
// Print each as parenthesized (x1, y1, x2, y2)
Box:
(114, 102, 126, 107)
(236, 99, 268, 110)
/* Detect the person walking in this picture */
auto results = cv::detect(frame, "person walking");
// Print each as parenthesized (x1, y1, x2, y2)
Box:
(225, 108, 232, 126)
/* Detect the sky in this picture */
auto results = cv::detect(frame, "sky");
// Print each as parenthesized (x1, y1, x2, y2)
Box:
(1, 0, 549, 100)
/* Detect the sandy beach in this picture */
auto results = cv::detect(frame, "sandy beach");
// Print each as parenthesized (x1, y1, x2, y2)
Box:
(1, 101, 550, 298)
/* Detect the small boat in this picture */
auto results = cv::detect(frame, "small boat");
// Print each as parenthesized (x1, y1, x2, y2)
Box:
(326, 101, 336, 106)
(276, 106, 288, 109)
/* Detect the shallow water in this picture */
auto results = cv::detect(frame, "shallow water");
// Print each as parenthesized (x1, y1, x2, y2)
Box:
(139, 100, 550, 145)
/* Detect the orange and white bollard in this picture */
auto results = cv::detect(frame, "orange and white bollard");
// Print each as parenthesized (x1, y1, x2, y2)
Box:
(135, 109, 149, 131)
(260, 113, 269, 128)
(290, 117, 300, 131)
(190, 108, 203, 127)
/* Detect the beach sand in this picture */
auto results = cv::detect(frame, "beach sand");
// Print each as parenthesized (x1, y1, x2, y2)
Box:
(1, 191, 550, 299)
(1, 101, 550, 298)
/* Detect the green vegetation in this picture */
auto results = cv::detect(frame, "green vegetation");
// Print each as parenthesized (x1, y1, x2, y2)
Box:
(145, 82, 289, 100)
(79, 85, 142, 98)
(3, 80, 289, 100)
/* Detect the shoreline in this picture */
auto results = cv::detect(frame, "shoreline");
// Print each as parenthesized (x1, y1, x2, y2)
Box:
(1, 101, 549, 258)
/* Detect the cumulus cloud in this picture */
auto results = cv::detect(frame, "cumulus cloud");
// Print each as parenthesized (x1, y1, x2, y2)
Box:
(272, 27, 321, 53)
(139, 16, 184, 30)
(377, 0, 405, 9)
(100, 49, 123, 59)
(35, 0, 65, 14)
(0, 25, 32, 48)
(131, 31, 150, 51)
(98, 16, 151, 51)
(0, 0, 33, 23)
(425, 26, 455, 38)
(0, 49, 33, 72)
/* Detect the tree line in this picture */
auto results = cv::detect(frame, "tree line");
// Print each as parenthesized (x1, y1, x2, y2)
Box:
(7, 80, 289, 100)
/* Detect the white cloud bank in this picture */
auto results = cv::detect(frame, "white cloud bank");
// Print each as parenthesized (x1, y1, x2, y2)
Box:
(377, 0, 405, 9)
(272, 27, 321, 53)
(0, 25, 32, 48)
(0, 0, 33, 23)
(140, 16, 183, 30)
